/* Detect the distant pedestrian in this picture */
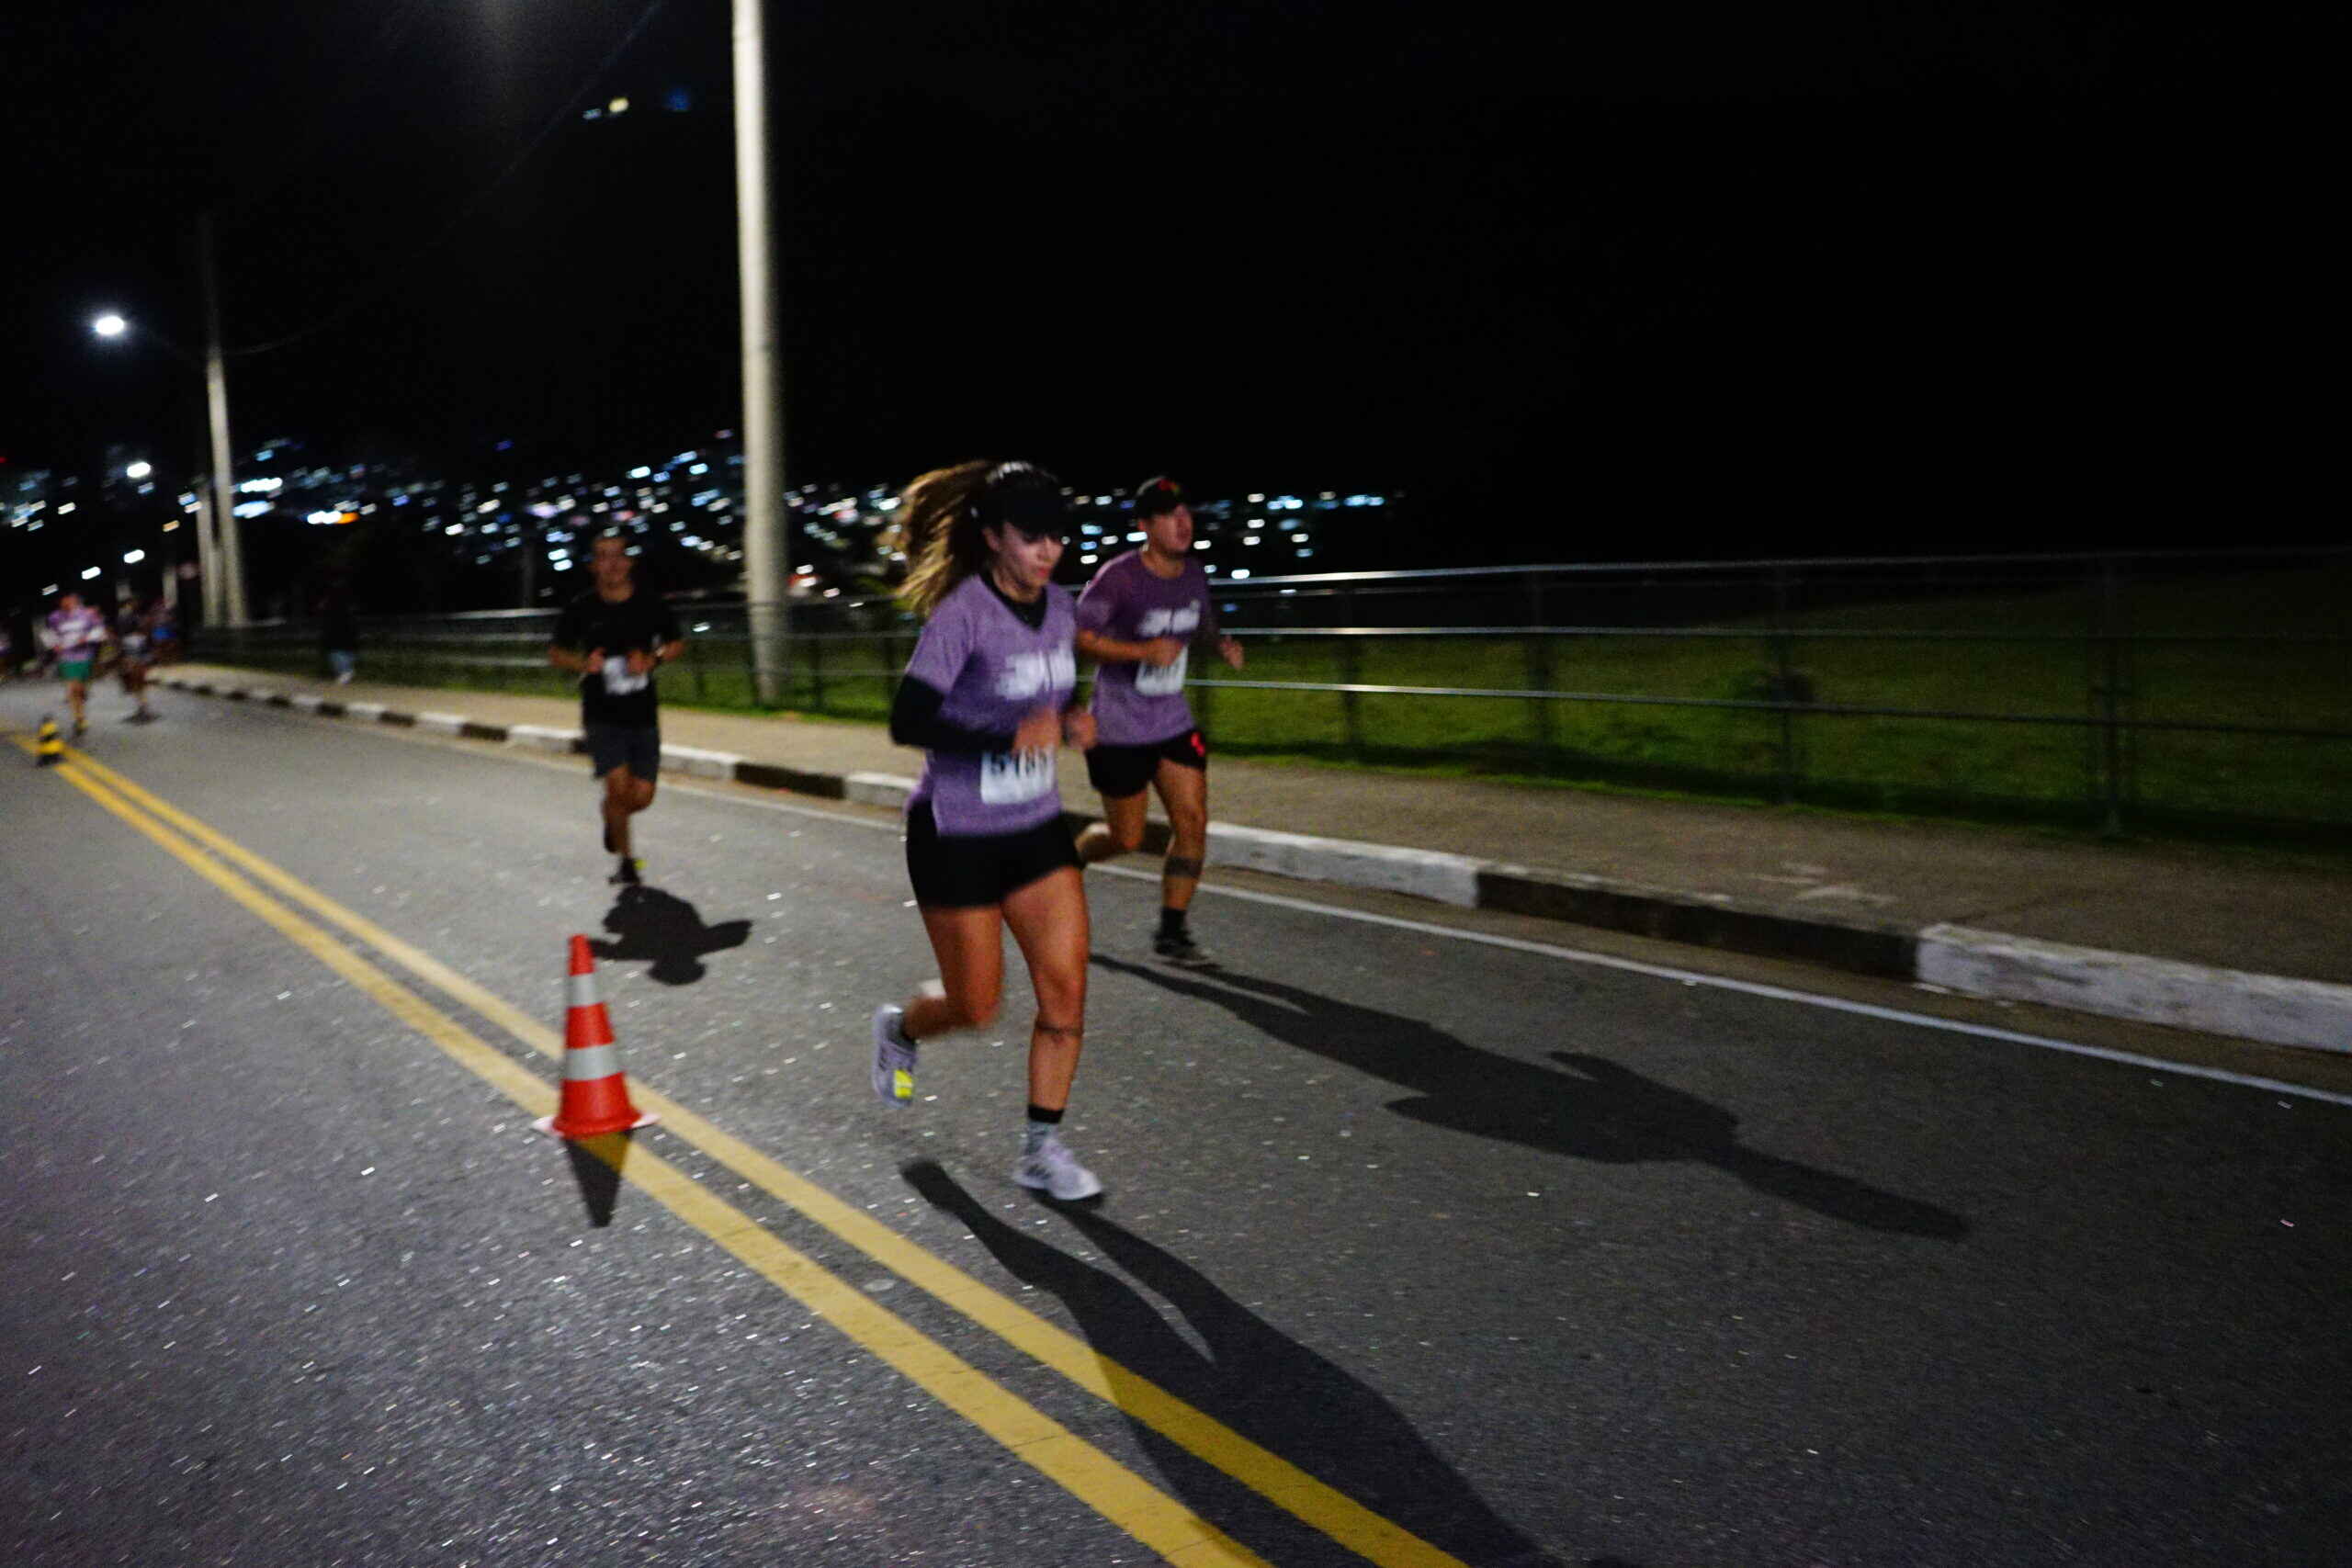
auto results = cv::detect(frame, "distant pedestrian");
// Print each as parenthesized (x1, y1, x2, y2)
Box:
(1073, 476, 1244, 965)
(548, 532, 684, 885)
(147, 601, 179, 665)
(115, 598, 157, 721)
(869, 459, 1105, 1201)
(318, 581, 359, 684)
(42, 591, 110, 738)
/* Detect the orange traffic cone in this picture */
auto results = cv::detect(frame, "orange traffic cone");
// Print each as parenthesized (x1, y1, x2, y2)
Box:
(535, 935, 658, 1138)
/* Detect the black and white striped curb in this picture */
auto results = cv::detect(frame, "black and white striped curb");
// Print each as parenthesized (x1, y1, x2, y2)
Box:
(162, 674, 2352, 1055)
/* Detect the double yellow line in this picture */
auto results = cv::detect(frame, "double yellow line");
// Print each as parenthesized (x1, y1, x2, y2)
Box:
(13, 733, 1476, 1568)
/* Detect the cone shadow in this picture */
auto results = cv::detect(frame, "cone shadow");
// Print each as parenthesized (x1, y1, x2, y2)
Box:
(560, 1129, 639, 1227)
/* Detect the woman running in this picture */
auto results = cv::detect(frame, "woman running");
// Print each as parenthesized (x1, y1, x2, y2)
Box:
(1073, 476, 1244, 964)
(870, 460, 1104, 1201)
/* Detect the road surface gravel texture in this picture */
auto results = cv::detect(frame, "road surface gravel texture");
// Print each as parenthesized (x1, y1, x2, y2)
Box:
(2, 683, 2346, 1567)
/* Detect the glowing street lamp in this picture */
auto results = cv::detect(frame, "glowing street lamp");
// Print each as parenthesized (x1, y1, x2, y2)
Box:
(88, 252, 246, 627)
(125, 460, 153, 480)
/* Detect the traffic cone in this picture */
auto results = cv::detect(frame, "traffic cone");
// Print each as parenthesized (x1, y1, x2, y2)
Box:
(535, 935, 657, 1138)
(35, 716, 64, 766)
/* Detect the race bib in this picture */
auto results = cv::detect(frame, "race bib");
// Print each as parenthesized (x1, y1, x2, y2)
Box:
(601, 654, 650, 695)
(1136, 647, 1189, 697)
(979, 749, 1057, 806)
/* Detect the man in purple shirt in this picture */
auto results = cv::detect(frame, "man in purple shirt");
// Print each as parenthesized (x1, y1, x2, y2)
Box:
(1074, 476, 1244, 964)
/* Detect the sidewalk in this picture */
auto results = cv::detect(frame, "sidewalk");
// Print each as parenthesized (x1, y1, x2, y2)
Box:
(158, 664, 2352, 1054)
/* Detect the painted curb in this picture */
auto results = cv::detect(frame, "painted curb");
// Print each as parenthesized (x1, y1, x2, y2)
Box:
(415, 711, 469, 736)
(843, 771, 916, 810)
(1207, 823, 1484, 908)
(1918, 924, 2352, 1055)
(506, 724, 583, 754)
(662, 743, 745, 780)
(1478, 863, 1920, 979)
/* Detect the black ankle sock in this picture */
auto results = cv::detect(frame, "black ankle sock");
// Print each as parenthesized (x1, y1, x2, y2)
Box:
(1025, 1103, 1064, 1126)
(1158, 907, 1187, 938)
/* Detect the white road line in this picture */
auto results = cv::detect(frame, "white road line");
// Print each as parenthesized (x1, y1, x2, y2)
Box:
(228, 701, 2352, 1111)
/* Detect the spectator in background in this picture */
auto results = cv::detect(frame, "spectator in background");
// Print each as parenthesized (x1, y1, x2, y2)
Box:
(115, 597, 158, 722)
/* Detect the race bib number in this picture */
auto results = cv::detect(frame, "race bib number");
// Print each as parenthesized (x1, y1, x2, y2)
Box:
(1136, 647, 1189, 696)
(601, 654, 650, 695)
(979, 749, 1056, 806)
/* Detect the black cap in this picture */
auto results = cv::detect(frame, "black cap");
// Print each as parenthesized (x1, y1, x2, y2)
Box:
(1132, 475, 1185, 518)
(974, 461, 1073, 540)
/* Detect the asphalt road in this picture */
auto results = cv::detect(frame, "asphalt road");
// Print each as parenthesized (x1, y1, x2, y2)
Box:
(4, 682, 2347, 1568)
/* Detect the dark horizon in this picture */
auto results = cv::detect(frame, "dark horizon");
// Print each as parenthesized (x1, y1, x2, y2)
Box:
(3, 5, 2316, 556)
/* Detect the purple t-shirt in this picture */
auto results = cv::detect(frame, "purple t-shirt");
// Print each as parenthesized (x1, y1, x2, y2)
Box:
(903, 574, 1079, 838)
(1076, 550, 1220, 746)
(46, 607, 108, 661)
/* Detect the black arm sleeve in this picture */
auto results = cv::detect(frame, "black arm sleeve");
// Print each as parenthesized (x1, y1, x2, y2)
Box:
(889, 675, 1016, 754)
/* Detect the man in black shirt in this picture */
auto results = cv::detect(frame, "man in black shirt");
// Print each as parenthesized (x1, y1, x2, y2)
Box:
(549, 533, 686, 883)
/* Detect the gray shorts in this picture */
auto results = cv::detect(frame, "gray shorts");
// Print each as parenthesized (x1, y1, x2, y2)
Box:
(585, 723, 662, 781)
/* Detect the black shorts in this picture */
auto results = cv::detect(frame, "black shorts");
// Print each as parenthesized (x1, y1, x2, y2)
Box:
(1084, 728, 1208, 798)
(904, 800, 1080, 908)
(586, 723, 662, 780)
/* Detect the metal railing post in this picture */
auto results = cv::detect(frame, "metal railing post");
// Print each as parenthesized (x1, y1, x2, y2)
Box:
(2095, 556, 2130, 837)
(1526, 579, 1555, 762)
(1772, 565, 1799, 804)
(808, 634, 825, 713)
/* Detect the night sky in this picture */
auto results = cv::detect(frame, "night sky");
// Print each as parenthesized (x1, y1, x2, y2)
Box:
(2, 3, 2301, 558)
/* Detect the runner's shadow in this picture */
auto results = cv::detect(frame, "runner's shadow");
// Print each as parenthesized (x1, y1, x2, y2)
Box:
(904, 1161, 1570, 1567)
(589, 885, 751, 986)
(1094, 956, 1968, 1240)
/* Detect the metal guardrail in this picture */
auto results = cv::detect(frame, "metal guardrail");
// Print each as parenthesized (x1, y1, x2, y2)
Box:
(198, 547, 2352, 834)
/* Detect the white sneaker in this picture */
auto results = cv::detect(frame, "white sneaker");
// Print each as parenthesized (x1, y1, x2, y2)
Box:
(1014, 1134, 1102, 1201)
(871, 1006, 918, 1106)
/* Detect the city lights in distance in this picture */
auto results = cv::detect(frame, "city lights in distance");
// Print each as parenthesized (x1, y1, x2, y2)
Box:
(122, 549, 145, 564)
(81, 567, 102, 581)
(125, 460, 153, 479)
(92, 313, 127, 338)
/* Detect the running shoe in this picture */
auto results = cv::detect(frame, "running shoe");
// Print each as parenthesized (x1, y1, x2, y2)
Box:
(610, 855, 643, 886)
(1152, 928, 1214, 967)
(870, 1005, 918, 1107)
(1014, 1134, 1103, 1201)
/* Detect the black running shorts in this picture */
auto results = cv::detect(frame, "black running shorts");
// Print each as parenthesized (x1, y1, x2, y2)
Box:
(904, 800, 1081, 908)
(586, 723, 662, 781)
(1083, 728, 1207, 799)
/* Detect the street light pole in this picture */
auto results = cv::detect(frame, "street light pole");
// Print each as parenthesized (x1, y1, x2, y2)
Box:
(733, 0, 790, 704)
(197, 212, 249, 626)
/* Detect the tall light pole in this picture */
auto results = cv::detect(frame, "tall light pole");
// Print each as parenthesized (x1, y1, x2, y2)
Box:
(733, 0, 790, 703)
(197, 213, 249, 626)
(91, 235, 249, 630)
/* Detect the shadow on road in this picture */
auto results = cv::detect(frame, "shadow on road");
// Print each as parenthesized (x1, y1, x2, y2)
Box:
(903, 1160, 1571, 1567)
(589, 884, 750, 985)
(559, 1128, 641, 1227)
(1093, 955, 1968, 1240)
